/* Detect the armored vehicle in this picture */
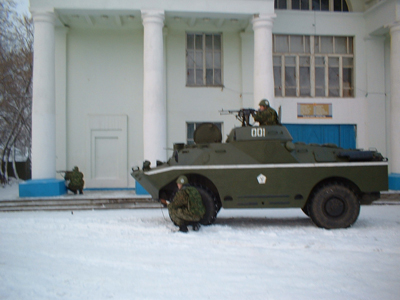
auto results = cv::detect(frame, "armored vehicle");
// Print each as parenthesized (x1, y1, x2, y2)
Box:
(131, 109, 388, 229)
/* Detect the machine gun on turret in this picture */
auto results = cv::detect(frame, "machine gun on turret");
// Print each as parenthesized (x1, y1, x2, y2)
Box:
(219, 108, 256, 127)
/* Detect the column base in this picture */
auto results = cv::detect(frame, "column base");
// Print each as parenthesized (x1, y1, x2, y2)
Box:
(389, 173, 400, 190)
(135, 181, 150, 195)
(19, 178, 67, 197)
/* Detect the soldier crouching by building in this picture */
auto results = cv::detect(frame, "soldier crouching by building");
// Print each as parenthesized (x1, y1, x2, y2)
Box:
(161, 175, 206, 233)
(60, 166, 84, 195)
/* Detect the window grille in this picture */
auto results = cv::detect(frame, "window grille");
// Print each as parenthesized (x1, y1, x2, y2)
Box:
(273, 35, 354, 98)
(275, 0, 349, 11)
(186, 33, 223, 87)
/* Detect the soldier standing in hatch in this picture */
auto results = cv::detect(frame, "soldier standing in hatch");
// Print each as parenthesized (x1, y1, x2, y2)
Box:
(64, 166, 84, 195)
(161, 175, 206, 233)
(253, 99, 279, 125)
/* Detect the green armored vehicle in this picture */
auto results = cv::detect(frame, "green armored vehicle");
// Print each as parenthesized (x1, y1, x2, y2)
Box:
(131, 109, 388, 229)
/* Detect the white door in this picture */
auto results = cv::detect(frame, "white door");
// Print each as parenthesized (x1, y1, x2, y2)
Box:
(86, 115, 128, 188)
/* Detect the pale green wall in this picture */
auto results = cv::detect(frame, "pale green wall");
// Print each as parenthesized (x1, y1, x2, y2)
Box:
(62, 29, 144, 186)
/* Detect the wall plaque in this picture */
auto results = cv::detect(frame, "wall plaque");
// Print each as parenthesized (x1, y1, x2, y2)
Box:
(297, 103, 332, 118)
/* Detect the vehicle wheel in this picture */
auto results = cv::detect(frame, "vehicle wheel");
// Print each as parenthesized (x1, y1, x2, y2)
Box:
(196, 186, 218, 226)
(308, 182, 360, 229)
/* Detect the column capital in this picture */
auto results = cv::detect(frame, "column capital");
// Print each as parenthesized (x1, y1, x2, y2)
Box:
(141, 10, 165, 26)
(31, 9, 56, 25)
(251, 13, 276, 30)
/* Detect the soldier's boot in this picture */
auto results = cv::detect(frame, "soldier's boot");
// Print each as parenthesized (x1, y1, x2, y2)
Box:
(192, 223, 201, 231)
(178, 225, 188, 233)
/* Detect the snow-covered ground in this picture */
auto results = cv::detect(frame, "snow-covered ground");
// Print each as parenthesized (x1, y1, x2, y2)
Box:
(1, 206, 399, 300)
(0, 179, 21, 201)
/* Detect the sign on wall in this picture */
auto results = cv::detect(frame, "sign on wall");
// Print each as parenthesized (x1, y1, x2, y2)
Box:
(297, 103, 332, 118)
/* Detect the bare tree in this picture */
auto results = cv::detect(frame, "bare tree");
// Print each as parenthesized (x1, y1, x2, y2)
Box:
(0, 0, 32, 184)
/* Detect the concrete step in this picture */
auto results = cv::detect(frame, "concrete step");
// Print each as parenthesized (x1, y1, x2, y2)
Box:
(1, 192, 398, 212)
(0, 197, 162, 212)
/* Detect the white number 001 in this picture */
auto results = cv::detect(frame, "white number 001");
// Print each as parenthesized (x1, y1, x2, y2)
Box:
(251, 128, 265, 137)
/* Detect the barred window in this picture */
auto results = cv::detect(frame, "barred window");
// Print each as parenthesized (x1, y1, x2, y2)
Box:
(275, 0, 349, 11)
(186, 33, 223, 87)
(273, 35, 354, 98)
(187, 122, 222, 145)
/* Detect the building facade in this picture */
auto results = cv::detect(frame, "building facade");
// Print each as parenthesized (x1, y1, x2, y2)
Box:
(27, 0, 400, 194)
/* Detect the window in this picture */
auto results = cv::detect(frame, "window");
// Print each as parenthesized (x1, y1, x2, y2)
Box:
(273, 35, 354, 98)
(333, 0, 349, 11)
(187, 122, 222, 144)
(275, 0, 288, 9)
(275, 0, 349, 11)
(186, 33, 223, 86)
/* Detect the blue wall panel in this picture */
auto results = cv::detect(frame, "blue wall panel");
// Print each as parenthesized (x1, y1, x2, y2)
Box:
(284, 124, 356, 149)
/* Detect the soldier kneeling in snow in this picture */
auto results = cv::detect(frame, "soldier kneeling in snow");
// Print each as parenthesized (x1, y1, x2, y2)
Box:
(161, 175, 205, 233)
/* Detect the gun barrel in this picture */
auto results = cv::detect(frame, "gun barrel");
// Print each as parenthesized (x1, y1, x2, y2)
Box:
(219, 109, 240, 115)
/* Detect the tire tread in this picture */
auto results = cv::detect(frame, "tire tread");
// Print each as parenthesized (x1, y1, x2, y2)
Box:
(309, 181, 360, 229)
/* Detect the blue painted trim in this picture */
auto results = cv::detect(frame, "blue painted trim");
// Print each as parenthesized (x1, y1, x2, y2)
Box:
(84, 188, 135, 191)
(19, 178, 67, 197)
(135, 181, 150, 195)
(389, 173, 400, 190)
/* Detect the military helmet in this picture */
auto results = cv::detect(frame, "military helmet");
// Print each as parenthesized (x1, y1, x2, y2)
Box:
(176, 175, 188, 185)
(259, 99, 270, 107)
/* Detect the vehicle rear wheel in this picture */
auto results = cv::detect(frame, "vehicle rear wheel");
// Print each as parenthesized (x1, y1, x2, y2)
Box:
(309, 182, 360, 229)
(196, 186, 218, 226)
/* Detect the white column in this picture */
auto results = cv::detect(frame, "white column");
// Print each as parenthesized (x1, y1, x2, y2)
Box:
(252, 13, 276, 108)
(31, 10, 56, 179)
(389, 23, 400, 176)
(141, 10, 166, 166)
(55, 27, 69, 175)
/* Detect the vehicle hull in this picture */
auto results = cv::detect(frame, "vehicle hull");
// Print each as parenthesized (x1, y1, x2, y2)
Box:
(133, 161, 388, 208)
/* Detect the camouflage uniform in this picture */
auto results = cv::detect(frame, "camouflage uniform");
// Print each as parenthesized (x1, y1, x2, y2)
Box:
(168, 186, 205, 227)
(253, 106, 279, 125)
(64, 166, 84, 194)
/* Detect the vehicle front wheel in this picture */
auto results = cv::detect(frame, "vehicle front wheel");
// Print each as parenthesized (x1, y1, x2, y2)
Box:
(308, 183, 360, 229)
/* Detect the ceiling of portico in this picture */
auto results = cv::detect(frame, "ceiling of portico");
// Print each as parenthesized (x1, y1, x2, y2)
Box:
(55, 10, 253, 31)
